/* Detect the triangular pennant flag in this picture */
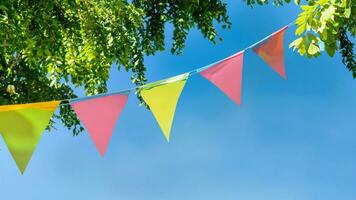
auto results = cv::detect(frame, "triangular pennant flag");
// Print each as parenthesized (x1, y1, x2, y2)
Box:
(140, 73, 189, 142)
(199, 51, 244, 105)
(70, 93, 129, 156)
(253, 26, 288, 79)
(0, 101, 60, 174)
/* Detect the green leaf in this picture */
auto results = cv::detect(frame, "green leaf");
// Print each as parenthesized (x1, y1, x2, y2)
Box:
(45, 48, 51, 56)
(307, 33, 318, 43)
(289, 37, 304, 50)
(295, 24, 306, 35)
(297, 43, 306, 55)
(307, 43, 320, 55)
(344, 7, 351, 18)
(301, 5, 310, 11)
(320, 5, 336, 23)
(325, 44, 336, 57)
(319, 0, 329, 6)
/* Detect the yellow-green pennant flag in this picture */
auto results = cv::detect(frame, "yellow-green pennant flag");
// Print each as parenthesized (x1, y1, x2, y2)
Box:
(0, 101, 60, 174)
(140, 73, 189, 142)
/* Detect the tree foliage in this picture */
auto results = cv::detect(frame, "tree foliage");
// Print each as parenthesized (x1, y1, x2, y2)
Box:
(0, 0, 230, 135)
(246, 0, 355, 78)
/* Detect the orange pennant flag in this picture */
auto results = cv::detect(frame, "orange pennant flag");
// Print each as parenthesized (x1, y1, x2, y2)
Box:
(253, 26, 288, 79)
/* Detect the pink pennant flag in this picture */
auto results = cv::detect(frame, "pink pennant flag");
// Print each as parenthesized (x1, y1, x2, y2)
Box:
(200, 51, 244, 105)
(70, 93, 129, 156)
(253, 26, 288, 79)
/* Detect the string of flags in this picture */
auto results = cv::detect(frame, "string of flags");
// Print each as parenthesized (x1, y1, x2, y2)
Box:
(0, 24, 290, 174)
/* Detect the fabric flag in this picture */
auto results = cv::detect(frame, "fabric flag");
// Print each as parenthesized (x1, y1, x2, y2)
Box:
(253, 26, 288, 79)
(140, 73, 189, 142)
(70, 92, 129, 156)
(0, 101, 60, 174)
(199, 51, 244, 105)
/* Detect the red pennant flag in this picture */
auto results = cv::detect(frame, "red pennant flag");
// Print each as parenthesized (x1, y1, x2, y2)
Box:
(253, 26, 288, 79)
(200, 51, 244, 105)
(70, 93, 129, 156)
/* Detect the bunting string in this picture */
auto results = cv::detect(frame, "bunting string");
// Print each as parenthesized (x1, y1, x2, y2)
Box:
(0, 22, 295, 173)
(56, 21, 295, 106)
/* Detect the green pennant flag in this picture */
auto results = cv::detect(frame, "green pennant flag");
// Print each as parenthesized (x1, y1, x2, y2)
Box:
(0, 101, 60, 174)
(140, 73, 189, 142)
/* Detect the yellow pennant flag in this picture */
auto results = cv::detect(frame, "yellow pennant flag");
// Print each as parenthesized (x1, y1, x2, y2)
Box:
(0, 101, 60, 174)
(140, 73, 189, 142)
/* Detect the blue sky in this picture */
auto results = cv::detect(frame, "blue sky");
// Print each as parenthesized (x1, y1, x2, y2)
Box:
(1, 1, 356, 200)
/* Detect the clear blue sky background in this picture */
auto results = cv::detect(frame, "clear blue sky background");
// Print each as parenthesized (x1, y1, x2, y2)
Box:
(1, 1, 355, 200)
